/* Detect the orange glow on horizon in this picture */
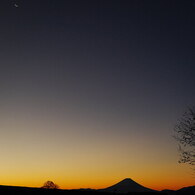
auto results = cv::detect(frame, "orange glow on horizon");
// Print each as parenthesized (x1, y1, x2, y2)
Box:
(0, 170, 194, 191)
(0, 115, 194, 192)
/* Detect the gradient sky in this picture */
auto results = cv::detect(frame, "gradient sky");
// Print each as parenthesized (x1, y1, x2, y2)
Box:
(0, 0, 195, 191)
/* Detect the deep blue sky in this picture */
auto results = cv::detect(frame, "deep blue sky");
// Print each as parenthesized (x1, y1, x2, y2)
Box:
(1, 0, 195, 125)
(0, 0, 195, 189)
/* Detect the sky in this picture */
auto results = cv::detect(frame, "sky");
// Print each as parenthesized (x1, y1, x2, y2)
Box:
(0, 0, 195, 191)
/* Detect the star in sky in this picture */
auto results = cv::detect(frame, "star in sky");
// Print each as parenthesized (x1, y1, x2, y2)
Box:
(14, 3, 19, 8)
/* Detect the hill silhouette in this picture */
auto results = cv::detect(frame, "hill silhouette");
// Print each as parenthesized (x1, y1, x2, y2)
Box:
(0, 181, 194, 195)
(177, 185, 195, 194)
(162, 186, 195, 195)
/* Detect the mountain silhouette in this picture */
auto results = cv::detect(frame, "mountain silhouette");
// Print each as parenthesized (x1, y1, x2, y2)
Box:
(102, 178, 155, 193)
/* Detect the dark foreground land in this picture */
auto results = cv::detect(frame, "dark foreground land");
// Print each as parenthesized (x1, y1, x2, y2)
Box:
(0, 185, 195, 195)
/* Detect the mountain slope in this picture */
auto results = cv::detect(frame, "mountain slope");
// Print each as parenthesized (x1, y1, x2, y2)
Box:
(102, 178, 155, 193)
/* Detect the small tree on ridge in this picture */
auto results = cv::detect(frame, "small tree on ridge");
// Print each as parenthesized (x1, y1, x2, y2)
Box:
(42, 181, 59, 189)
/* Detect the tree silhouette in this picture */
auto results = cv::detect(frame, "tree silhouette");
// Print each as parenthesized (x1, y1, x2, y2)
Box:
(42, 181, 59, 189)
(174, 107, 195, 171)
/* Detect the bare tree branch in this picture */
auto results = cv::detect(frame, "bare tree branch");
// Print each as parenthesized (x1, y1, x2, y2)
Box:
(174, 107, 195, 172)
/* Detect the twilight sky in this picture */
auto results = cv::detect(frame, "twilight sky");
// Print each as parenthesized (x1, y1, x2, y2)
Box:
(0, 0, 195, 190)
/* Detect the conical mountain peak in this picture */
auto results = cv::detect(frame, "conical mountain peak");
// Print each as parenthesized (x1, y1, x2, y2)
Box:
(117, 178, 137, 185)
(120, 178, 134, 182)
(103, 178, 155, 193)
(122, 178, 132, 181)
